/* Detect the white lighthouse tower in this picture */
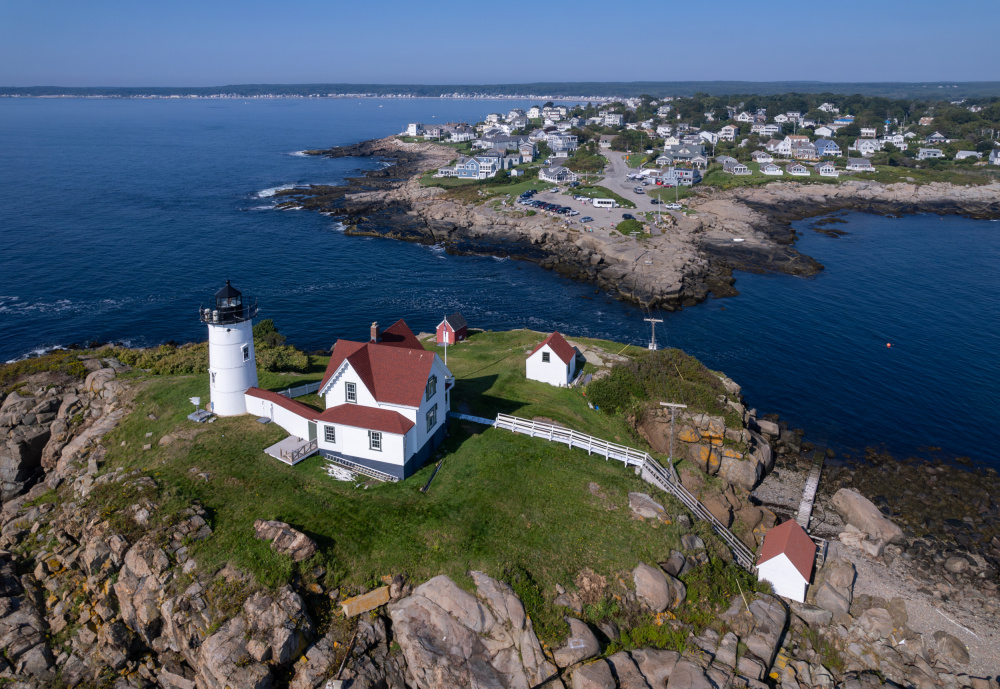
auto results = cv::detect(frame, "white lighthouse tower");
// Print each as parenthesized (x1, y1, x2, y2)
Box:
(199, 280, 259, 416)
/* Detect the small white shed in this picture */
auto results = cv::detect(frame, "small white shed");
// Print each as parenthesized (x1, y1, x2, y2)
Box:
(525, 332, 578, 387)
(757, 520, 817, 603)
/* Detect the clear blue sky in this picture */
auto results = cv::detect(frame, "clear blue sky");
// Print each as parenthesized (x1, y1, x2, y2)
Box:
(1, 0, 997, 86)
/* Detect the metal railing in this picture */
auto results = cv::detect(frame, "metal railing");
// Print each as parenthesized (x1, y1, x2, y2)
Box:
(280, 439, 318, 464)
(276, 382, 321, 399)
(197, 299, 259, 325)
(323, 453, 400, 483)
(494, 413, 757, 572)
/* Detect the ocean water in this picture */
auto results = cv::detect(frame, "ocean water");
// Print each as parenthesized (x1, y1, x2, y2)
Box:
(1, 99, 997, 465)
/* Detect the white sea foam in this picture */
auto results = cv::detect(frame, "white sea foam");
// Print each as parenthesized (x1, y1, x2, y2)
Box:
(289, 150, 309, 157)
(256, 184, 296, 198)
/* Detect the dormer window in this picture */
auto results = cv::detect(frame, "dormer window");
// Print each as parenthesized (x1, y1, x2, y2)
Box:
(425, 375, 437, 401)
(346, 382, 357, 403)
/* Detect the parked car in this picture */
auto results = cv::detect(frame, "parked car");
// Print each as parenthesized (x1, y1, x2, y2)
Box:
(665, 203, 682, 210)
(568, 181, 580, 188)
(650, 198, 661, 205)
(622, 213, 635, 220)
(580, 216, 594, 223)
(633, 187, 645, 194)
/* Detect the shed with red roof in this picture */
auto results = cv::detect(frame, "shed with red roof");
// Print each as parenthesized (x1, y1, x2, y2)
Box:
(756, 519, 817, 602)
(526, 331, 579, 387)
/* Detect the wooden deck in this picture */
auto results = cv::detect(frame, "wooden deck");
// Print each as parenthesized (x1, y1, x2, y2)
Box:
(264, 436, 318, 466)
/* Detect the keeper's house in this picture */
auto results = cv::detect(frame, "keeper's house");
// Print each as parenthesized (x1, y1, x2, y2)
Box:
(525, 332, 580, 387)
(245, 320, 451, 480)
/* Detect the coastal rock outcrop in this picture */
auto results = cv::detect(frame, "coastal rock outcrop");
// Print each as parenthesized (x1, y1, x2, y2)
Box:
(831, 488, 905, 545)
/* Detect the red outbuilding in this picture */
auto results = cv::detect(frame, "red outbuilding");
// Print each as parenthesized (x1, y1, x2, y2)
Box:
(436, 312, 468, 345)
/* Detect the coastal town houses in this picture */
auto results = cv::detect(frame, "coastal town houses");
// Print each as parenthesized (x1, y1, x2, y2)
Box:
(405, 123, 423, 137)
(815, 161, 839, 177)
(860, 127, 877, 138)
(525, 332, 580, 387)
(846, 157, 875, 172)
(925, 131, 948, 144)
(787, 162, 809, 176)
(954, 151, 982, 161)
(449, 125, 476, 143)
(719, 124, 738, 142)
(547, 132, 579, 158)
(539, 166, 579, 184)
(990, 149, 1000, 165)
(814, 125, 837, 138)
(719, 156, 750, 175)
(245, 320, 451, 481)
(852, 139, 881, 157)
(756, 520, 816, 603)
(751, 150, 773, 163)
(792, 143, 819, 161)
(917, 148, 944, 160)
(436, 312, 468, 346)
(759, 162, 783, 175)
(814, 138, 841, 157)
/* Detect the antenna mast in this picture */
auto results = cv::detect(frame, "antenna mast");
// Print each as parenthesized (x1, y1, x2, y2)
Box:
(644, 316, 663, 350)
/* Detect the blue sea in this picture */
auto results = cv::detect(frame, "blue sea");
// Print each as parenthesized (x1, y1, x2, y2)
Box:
(1, 98, 997, 465)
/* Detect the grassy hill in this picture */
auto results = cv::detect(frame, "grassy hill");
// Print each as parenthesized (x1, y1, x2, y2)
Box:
(97, 332, 706, 599)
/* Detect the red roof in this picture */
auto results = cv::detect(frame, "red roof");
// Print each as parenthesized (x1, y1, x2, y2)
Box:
(757, 520, 816, 581)
(315, 404, 414, 435)
(319, 319, 434, 407)
(529, 331, 576, 365)
(245, 388, 321, 420)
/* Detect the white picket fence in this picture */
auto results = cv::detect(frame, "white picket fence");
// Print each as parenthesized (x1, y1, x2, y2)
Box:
(276, 381, 321, 399)
(494, 413, 757, 571)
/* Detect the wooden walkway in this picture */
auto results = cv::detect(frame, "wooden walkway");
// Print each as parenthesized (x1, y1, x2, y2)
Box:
(796, 448, 826, 531)
(494, 413, 757, 572)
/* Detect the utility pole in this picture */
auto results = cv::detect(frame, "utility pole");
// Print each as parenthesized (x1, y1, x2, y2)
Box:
(659, 402, 687, 482)
(644, 316, 662, 350)
(629, 230, 640, 262)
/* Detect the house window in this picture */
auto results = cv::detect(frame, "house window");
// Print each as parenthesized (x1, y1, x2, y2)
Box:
(425, 375, 437, 401)
(368, 431, 382, 452)
(324, 425, 336, 443)
(541, 351, 550, 363)
(242, 344, 250, 361)
(426, 404, 437, 432)
(346, 382, 357, 403)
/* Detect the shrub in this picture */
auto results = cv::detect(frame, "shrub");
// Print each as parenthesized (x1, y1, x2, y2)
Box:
(586, 368, 645, 415)
(615, 219, 645, 235)
(0, 350, 88, 390)
(586, 348, 739, 425)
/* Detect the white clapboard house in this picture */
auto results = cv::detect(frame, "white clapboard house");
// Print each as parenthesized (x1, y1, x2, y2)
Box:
(756, 519, 817, 602)
(525, 332, 580, 387)
(245, 320, 451, 480)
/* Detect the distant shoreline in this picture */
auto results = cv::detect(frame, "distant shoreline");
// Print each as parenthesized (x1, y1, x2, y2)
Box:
(276, 137, 1000, 312)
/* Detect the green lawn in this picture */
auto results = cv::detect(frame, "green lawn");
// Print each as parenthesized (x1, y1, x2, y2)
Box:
(571, 185, 636, 209)
(96, 330, 694, 612)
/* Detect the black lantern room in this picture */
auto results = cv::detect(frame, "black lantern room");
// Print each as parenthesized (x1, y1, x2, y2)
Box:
(199, 280, 258, 324)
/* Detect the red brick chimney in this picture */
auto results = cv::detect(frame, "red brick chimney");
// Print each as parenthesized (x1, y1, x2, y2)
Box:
(370, 321, 381, 342)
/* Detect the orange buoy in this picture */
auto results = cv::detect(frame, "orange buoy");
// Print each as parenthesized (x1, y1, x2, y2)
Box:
(886, 343, 892, 348)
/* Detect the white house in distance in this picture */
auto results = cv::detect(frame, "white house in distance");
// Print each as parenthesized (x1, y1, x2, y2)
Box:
(526, 332, 580, 387)
(757, 520, 817, 603)
(245, 320, 451, 481)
